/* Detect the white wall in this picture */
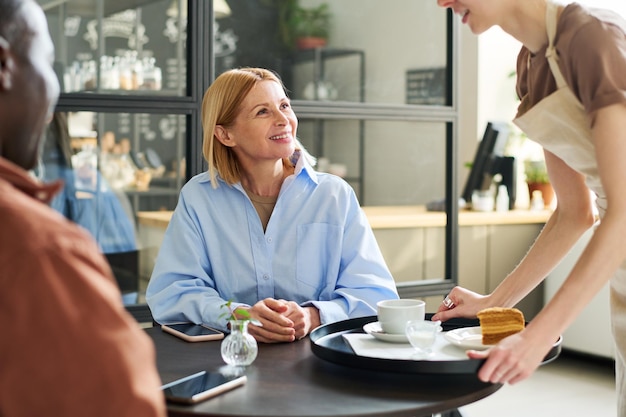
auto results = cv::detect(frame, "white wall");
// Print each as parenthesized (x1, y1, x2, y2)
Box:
(476, 28, 519, 138)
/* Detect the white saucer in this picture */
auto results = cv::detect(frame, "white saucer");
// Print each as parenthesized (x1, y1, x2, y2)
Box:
(444, 327, 493, 350)
(362, 322, 408, 343)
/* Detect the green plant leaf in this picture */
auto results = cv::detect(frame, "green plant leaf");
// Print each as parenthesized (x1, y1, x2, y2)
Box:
(278, 1, 331, 48)
(220, 300, 257, 324)
(524, 159, 550, 184)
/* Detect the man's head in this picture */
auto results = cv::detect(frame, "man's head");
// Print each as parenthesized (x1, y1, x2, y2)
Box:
(0, 0, 59, 170)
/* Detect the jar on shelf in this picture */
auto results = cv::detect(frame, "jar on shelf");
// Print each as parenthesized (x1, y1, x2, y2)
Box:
(82, 60, 97, 91)
(141, 57, 162, 91)
(220, 320, 258, 367)
(100, 56, 120, 90)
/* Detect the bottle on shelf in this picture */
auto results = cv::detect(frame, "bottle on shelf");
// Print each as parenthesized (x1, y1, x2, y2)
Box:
(530, 190, 544, 211)
(496, 184, 510, 212)
(141, 57, 163, 91)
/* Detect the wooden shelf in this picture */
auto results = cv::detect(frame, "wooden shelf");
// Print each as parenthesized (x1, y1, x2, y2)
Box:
(362, 206, 552, 229)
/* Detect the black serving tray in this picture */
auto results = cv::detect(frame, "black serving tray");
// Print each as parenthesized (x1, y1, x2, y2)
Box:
(310, 314, 562, 375)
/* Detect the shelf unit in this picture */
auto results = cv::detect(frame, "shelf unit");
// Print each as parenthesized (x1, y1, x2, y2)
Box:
(41, 0, 210, 316)
(43, 0, 208, 215)
(291, 47, 366, 201)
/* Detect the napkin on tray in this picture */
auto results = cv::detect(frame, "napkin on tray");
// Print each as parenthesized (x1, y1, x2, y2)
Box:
(342, 332, 469, 361)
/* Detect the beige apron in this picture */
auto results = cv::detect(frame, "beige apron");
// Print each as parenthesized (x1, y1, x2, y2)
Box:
(514, 2, 626, 414)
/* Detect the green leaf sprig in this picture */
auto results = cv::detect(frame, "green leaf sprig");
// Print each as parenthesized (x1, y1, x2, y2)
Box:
(220, 300, 262, 328)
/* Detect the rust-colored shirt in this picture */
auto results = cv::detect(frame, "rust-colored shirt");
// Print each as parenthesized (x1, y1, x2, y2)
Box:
(0, 157, 166, 417)
(516, 3, 626, 119)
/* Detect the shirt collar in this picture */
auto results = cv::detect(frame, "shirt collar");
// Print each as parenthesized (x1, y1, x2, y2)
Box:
(198, 149, 321, 186)
(0, 157, 63, 204)
(293, 149, 319, 185)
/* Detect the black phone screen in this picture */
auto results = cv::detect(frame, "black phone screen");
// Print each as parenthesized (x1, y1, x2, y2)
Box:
(162, 371, 245, 402)
(169, 323, 222, 337)
(163, 372, 224, 397)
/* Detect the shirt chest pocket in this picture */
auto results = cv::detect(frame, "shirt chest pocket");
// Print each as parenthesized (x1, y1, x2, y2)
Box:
(295, 223, 342, 293)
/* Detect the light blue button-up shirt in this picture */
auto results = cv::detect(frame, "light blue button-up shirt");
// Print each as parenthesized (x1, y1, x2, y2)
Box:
(146, 154, 398, 331)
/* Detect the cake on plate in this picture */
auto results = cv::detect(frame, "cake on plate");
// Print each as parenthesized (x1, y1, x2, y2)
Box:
(476, 307, 525, 345)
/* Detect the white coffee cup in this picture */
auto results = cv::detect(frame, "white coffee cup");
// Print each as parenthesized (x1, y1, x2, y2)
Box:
(377, 299, 426, 334)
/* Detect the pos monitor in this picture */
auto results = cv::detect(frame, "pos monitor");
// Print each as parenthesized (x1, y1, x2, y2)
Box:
(461, 122, 516, 209)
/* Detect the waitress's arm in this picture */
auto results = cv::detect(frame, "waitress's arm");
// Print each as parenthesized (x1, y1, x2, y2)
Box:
(487, 148, 595, 308)
(471, 103, 626, 384)
(471, 104, 626, 383)
(521, 102, 626, 341)
(434, 148, 595, 323)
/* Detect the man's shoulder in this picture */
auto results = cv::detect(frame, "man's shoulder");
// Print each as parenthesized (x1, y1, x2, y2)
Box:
(0, 181, 96, 256)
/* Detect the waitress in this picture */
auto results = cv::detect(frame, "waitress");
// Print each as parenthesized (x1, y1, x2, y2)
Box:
(433, 1, 626, 415)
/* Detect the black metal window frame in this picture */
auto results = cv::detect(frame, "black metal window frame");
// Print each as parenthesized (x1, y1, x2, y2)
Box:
(53, 1, 459, 303)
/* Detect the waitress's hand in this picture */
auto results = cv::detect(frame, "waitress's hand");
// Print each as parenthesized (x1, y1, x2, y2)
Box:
(431, 286, 490, 322)
(466, 327, 555, 384)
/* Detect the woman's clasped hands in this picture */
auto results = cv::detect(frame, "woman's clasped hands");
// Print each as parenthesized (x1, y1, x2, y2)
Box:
(243, 298, 321, 343)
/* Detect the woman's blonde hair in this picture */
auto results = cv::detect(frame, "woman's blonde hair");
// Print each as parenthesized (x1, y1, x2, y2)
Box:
(201, 67, 314, 188)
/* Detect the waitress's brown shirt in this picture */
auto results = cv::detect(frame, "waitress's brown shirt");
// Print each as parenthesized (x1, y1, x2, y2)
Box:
(516, 3, 626, 120)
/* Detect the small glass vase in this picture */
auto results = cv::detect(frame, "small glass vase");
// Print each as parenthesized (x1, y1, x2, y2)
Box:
(220, 320, 258, 367)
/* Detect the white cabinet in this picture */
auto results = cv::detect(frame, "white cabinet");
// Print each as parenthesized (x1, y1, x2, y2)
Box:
(370, 211, 547, 318)
(544, 228, 614, 359)
(486, 223, 546, 319)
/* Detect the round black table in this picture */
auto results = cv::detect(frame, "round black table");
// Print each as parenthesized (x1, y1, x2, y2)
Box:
(146, 324, 502, 417)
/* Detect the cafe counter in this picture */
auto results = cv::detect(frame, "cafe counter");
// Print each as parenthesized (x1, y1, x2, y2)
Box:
(137, 205, 551, 230)
(137, 206, 552, 318)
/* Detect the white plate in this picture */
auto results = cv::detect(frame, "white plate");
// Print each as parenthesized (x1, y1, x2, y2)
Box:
(362, 321, 408, 343)
(444, 327, 493, 350)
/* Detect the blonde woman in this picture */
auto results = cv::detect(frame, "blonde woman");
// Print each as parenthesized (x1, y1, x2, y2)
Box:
(147, 68, 398, 343)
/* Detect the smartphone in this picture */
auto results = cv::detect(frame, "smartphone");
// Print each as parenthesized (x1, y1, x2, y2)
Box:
(161, 323, 224, 342)
(161, 371, 247, 404)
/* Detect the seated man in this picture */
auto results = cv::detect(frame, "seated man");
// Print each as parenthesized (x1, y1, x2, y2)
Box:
(0, 1, 165, 415)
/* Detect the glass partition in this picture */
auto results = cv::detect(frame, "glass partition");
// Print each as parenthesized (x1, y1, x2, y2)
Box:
(42, 0, 458, 316)
(40, 0, 187, 96)
(298, 119, 448, 286)
(297, 119, 447, 206)
(38, 110, 187, 305)
(216, 0, 449, 106)
(363, 121, 447, 206)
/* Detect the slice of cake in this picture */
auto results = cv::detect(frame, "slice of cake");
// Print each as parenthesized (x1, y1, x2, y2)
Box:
(476, 307, 525, 345)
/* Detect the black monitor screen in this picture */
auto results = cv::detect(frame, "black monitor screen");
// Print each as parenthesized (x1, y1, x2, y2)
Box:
(461, 122, 510, 205)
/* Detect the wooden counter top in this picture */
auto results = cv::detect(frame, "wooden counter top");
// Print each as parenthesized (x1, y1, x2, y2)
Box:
(137, 206, 552, 230)
(137, 210, 174, 228)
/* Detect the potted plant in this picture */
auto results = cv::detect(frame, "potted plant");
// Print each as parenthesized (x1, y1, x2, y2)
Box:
(278, 1, 331, 50)
(525, 159, 554, 208)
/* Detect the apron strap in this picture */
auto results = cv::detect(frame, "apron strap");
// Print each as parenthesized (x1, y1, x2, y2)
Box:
(545, 1, 568, 89)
